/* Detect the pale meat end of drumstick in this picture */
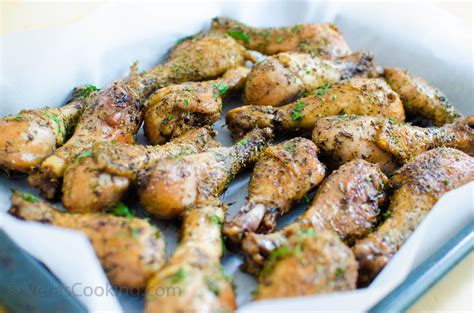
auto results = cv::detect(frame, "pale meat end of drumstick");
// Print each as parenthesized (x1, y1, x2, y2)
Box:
(8, 191, 166, 289)
(353, 148, 474, 286)
(223, 137, 326, 248)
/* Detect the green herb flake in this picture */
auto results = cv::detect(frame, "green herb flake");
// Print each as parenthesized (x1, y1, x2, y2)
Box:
(291, 101, 305, 121)
(276, 36, 284, 44)
(130, 226, 140, 239)
(335, 267, 345, 278)
(262, 245, 293, 276)
(169, 268, 187, 285)
(42, 111, 64, 140)
(284, 144, 296, 154)
(302, 195, 310, 204)
(176, 35, 193, 44)
(111, 202, 134, 218)
(183, 99, 190, 106)
(77, 151, 93, 159)
(208, 214, 223, 226)
(442, 179, 450, 186)
(237, 138, 249, 146)
(315, 83, 332, 98)
(163, 114, 173, 125)
(227, 30, 250, 44)
(17, 191, 41, 203)
(77, 84, 99, 99)
(205, 277, 220, 296)
(213, 82, 229, 96)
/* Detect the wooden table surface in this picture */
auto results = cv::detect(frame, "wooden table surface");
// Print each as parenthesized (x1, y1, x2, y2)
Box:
(1, 1, 472, 312)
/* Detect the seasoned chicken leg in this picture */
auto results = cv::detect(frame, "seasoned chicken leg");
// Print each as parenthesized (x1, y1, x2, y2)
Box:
(312, 115, 473, 174)
(144, 66, 250, 145)
(211, 17, 351, 58)
(253, 227, 357, 300)
(0, 85, 98, 173)
(384, 67, 461, 126)
(145, 200, 235, 313)
(223, 138, 326, 247)
(138, 128, 273, 219)
(244, 51, 378, 107)
(28, 69, 144, 199)
(226, 78, 405, 139)
(242, 159, 387, 274)
(353, 148, 474, 286)
(140, 33, 254, 97)
(9, 191, 165, 289)
(62, 127, 220, 213)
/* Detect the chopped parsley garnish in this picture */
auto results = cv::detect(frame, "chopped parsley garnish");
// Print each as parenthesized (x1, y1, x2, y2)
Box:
(208, 214, 223, 225)
(205, 277, 220, 296)
(176, 35, 193, 44)
(237, 138, 249, 146)
(77, 84, 99, 99)
(16, 191, 41, 203)
(261, 245, 293, 276)
(130, 226, 140, 239)
(315, 83, 332, 98)
(77, 151, 93, 159)
(382, 209, 392, 219)
(227, 30, 250, 44)
(169, 268, 187, 285)
(111, 202, 134, 218)
(335, 267, 345, 278)
(302, 195, 310, 203)
(442, 179, 450, 186)
(291, 101, 305, 121)
(284, 144, 296, 154)
(163, 114, 173, 125)
(42, 111, 64, 141)
(183, 98, 190, 106)
(213, 82, 229, 96)
(276, 36, 284, 43)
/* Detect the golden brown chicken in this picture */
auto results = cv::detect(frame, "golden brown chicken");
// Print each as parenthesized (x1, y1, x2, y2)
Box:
(145, 200, 235, 313)
(253, 227, 357, 300)
(242, 159, 387, 274)
(28, 70, 144, 199)
(312, 115, 473, 174)
(138, 128, 273, 219)
(144, 66, 249, 145)
(61, 127, 220, 213)
(384, 67, 461, 126)
(8, 191, 165, 289)
(140, 32, 255, 97)
(226, 78, 406, 139)
(223, 138, 326, 248)
(353, 148, 474, 286)
(244, 51, 379, 107)
(211, 17, 351, 58)
(0, 85, 98, 173)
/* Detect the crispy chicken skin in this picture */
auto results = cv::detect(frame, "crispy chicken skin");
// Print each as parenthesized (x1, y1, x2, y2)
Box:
(242, 159, 387, 274)
(145, 200, 235, 313)
(8, 192, 165, 289)
(144, 66, 250, 145)
(0, 86, 97, 173)
(62, 127, 219, 213)
(384, 67, 461, 126)
(138, 128, 273, 219)
(211, 17, 351, 58)
(353, 148, 474, 286)
(244, 51, 378, 107)
(140, 33, 255, 97)
(226, 78, 405, 139)
(224, 138, 326, 248)
(312, 115, 474, 174)
(28, 70, 144, 199)
(254, 227, 357, 300)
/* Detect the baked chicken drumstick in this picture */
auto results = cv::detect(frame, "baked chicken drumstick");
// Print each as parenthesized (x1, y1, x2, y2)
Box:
(226, 78, 405, 139)
(9, 191, 165, 289)
(223, 138, 326, 248)
(243, 159, 387, 299)
(384, 67, 461, 126)
(211, 17, 351, 58)
(145, 200, 235, 313)
(244, 51, 378, 107)
(144, 66, 249, 145)
(138, 128, 273, 219)
(62, 127, 219, 213)
(0, 85, 98, 173)
(353, 148, 474, 286)
(312, 115, 473, 174)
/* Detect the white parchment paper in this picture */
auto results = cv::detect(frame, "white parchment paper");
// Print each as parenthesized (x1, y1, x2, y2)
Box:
(1, 1, 473, 312)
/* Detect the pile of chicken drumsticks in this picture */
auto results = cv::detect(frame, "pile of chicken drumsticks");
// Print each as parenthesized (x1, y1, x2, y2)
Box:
(1, 17, 473, 312)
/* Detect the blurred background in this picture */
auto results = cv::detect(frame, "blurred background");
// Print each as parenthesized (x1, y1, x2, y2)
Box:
(1, 1, 472, 312)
